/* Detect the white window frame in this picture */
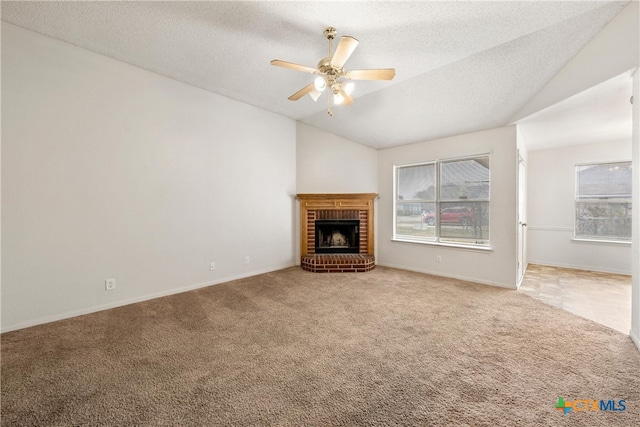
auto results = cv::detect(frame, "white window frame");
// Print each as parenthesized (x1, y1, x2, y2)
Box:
(393, 154, 491, 249)
(574, 161, 632, 243)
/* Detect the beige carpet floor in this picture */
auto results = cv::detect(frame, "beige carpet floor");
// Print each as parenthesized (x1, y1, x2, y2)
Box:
(2, 266, 639, 426)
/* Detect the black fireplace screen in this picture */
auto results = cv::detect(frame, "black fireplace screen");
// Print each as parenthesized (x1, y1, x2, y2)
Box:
(315, 220, 359, 254)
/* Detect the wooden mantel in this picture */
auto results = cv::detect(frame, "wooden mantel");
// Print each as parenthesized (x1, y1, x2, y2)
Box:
(297, 193, 377, 258)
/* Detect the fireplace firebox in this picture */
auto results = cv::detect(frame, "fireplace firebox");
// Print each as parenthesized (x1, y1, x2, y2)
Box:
(315, 220, 359, 254)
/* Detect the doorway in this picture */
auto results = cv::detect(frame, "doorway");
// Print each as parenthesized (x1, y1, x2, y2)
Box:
(517, 153, 527, 287)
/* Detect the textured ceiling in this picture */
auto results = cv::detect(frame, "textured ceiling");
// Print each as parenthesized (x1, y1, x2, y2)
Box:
(0, 1, 631, 149)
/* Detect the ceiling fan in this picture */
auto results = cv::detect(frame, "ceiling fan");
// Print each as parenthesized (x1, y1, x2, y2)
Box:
(271, 27, 395, 115)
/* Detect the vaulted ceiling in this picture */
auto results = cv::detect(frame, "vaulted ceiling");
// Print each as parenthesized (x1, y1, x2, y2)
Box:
(0, 1, 633, 149)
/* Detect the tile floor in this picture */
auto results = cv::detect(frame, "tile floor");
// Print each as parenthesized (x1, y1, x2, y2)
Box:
(519, 264, 632, 334)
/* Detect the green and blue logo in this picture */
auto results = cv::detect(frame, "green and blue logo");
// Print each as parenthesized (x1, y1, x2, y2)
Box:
(555, 397, 626, 415)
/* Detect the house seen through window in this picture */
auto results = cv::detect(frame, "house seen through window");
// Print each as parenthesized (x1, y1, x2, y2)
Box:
(575, 161, 632, 242)
(395, 155, 490, 247)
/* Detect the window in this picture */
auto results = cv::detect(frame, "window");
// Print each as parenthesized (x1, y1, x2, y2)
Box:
(394, 155, 490, 247)
(575, 161, 632, 242)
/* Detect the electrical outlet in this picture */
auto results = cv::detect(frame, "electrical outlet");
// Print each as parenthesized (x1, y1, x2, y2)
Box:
(105, 278, 116, 291)
(436, 255, 442, 263)
(244, 256, 250, 264)
(209, 262, 216, 271)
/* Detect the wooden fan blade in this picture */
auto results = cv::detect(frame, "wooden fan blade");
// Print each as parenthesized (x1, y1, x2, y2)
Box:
(288, 83, 315, 101)
(271, 60, 317, 74)
(345, 68, 396, 80)
(330, 36, 359, 68)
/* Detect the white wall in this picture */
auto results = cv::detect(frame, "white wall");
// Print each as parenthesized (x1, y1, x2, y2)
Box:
(296, 122, 378, 194)
(1, 24, 297, 332)
(377, 126, 518, 288)
(295, 122, 378, 260)
(527, 139, 632, 274)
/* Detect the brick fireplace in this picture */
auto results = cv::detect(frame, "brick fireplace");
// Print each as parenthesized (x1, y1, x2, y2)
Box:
(297, 193, 377, 272)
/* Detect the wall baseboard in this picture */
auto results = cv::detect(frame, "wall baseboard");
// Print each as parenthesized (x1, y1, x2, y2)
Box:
(376, 262, 517, 289)
(1, 263, 297, 334)
(527, 260, 631, 276)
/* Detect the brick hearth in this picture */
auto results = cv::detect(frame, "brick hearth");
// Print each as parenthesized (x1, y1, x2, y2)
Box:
(301, 254, 376, 273)
(297, 193, 377, 273)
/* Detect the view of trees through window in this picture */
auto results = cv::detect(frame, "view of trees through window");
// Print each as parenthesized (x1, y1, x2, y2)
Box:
(395, 156, 490, 246)
(575, 162, 632, 241)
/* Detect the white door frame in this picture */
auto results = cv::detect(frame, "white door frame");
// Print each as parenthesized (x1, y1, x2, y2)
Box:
(517, 152, 527, 287)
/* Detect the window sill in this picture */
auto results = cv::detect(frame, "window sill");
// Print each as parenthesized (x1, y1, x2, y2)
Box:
(391, 238, 493, 252)
(572, 238, 631, 245)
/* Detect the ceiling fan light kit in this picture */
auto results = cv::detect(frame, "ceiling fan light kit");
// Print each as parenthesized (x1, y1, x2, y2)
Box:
(313, 76, 326, 91)
(271, 27, 395, 115)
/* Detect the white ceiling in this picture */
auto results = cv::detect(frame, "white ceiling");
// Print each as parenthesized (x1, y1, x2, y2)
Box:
(0, 1, 632, 149)
(518, 70, 634, 151)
